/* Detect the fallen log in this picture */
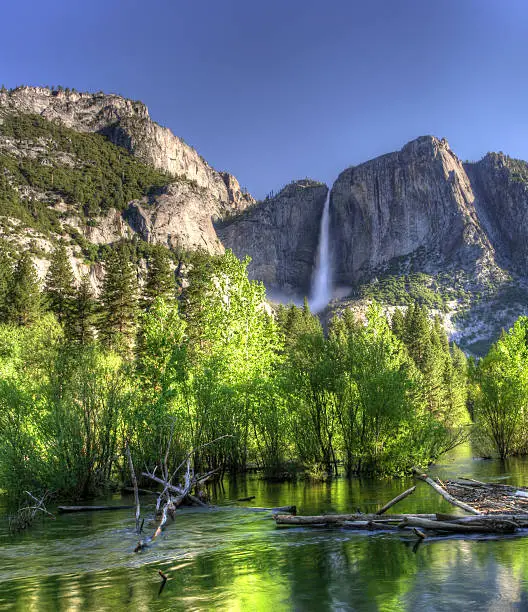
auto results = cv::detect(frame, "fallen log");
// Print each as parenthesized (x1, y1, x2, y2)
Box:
(273, 513, 437, 526)
(58, 505, 134, 513)
(412, 467, 481, 515)
(376, 486, 416, 515)
(238, 496, 256, 502)
(403, 516, 516, 534)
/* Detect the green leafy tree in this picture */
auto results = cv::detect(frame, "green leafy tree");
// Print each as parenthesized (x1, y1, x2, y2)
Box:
(473, 318, 528, 458)
(0, 244, 13, 322)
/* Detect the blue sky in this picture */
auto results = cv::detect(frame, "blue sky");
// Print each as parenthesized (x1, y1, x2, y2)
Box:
(1, 0, 526, 198)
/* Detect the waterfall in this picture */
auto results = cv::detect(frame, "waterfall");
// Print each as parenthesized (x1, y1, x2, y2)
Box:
(309, 186, 332, 313)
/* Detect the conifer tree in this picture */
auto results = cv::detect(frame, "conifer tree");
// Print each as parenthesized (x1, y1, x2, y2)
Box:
(6, 252, 41, 325)
(70, 274, 96, 344)
(141, 246, 175, 310)
(98, 245, 138, 350)
(44, 242, 76, 324)
(391, 307, 405, 341)
(0, 245, 12, 322)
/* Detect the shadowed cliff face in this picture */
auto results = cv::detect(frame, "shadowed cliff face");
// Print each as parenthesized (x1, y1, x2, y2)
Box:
(465, 153, 528, 275)
(331, 136, 498, 285)
(217, 180, 328, 295)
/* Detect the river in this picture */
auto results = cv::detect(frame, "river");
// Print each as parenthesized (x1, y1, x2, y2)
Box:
(3, 445, 528, 611)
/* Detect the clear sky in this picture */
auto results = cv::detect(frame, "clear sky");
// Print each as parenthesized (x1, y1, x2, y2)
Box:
(1, 0, 527, 198)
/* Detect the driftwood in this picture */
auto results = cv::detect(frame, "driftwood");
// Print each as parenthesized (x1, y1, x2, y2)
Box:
(58, 505, 134, 513)
(9, 491, 55, 532)
(375, 485, 416, 515)
(402, 516, 517, 534)
(274, 513, 437, 526)
(272, 477, 528, 539)
(126, 441, 141, 534)
(135, 435, 232, 552)
(237, 496, 256, 502)
(412, 467, 482, 515)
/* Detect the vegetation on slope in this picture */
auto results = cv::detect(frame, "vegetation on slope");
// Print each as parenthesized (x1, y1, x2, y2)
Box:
(0, 112, 172, 233)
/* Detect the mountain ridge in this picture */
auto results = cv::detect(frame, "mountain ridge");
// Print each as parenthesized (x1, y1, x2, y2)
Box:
(1, 86, 528, 352)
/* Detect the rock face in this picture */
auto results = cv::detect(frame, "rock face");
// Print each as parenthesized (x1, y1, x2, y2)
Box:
(0, 86, 254, 254)
(217, 180, 328, 294)
(465, 153, 528, 275)
(125, 182, 225, 254)
(331, 136, 498, 285)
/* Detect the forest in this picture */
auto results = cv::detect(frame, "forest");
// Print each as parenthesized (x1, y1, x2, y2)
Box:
(0, 242, 527, 509)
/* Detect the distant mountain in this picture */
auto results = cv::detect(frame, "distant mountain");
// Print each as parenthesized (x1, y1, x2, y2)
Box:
(1, 86, 527, 352)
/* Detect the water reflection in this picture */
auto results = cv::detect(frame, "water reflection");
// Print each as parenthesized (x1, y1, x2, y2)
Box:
(2, 445, 528, 610)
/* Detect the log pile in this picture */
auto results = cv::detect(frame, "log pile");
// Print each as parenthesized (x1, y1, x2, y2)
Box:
(438, 478, 528, 515)
(272, 467, 528, 538)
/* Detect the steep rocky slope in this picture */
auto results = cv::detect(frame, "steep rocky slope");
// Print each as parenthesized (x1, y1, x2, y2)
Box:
(465, 153, 528, 275)
(0, 86, 254, 269)
(331, 136, 500, 286)
(217, 180, 328, 295)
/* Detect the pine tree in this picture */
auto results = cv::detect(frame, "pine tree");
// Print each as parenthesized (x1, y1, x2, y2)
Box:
(6, 252, 41, 325)
(98, 245, 138, 350)
(141, 246, 175, 310)
(0, 245, 13, 322)
(391, 308, 405, 340)
(70, 274, 96, 344)
(44, 242, 76, 324)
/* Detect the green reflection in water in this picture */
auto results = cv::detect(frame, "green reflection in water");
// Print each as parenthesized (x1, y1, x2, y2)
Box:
(2, 444, 528, 611)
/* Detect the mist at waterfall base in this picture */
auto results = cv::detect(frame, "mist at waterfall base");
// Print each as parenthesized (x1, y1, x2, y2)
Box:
(309, 188, 333, 313)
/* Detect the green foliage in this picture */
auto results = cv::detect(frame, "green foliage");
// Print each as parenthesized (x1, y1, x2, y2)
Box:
(5, 252, 42, 325)
(44, 242, 75, 324)
(0, 250, 477, 507)
(69, 274, 97, 344)
(98, 244, 138, 350)
(0, 112, 171, 232)
(472, 318, 528, 459)
(141, 245, 176, 309)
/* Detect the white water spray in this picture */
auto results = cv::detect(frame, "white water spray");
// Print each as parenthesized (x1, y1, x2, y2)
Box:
(309, 187, 332, 313)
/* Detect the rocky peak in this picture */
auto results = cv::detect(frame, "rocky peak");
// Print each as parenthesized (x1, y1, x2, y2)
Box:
(0, 86, 255, 215)
(0, 86, 149, 130)
(331, 135, 497, 286)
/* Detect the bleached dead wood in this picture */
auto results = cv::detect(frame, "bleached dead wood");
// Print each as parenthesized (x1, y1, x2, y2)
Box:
(412, 467, 481, 515)
(126, 441, 141, 534)
(375, 486, 416, 515)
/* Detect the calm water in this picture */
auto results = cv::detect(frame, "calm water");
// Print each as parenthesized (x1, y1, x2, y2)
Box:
(3, 446, 528, 611)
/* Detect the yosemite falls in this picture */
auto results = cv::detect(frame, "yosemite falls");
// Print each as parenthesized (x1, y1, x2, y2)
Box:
(310, 186, 333, 313)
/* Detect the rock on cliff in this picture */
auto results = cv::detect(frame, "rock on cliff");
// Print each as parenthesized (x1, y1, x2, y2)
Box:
(217, 180, 328, 295)
(331, 136, 499, 287)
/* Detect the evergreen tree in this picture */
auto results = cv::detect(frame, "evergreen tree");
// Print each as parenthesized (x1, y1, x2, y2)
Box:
(6, 252, 41, 325)
(44, 242, 75, 324)
(391, 307, 405, 340)
(0, 245, 12, 322)
(70, 274, 96, 344)
(98, 245, 138, 350)
(141, 246, 175, 309)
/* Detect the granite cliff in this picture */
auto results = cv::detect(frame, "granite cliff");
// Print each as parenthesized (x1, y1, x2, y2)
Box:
(1, 86, 528, 351)
(217, 180, 328, 295)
